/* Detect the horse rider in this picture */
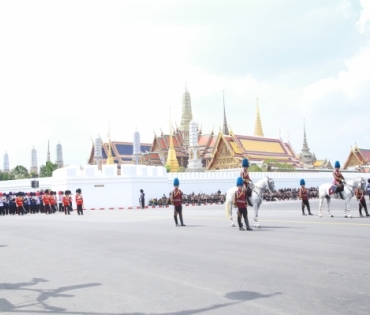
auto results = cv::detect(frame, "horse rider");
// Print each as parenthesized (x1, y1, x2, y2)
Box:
(170, 178, 185, 227)
(240, 158, 253, 206)
(355, 184, 369, 217)
(234, 177, 252, 231)
(298, 179, 312, 216)
(332, 161, 345, 199)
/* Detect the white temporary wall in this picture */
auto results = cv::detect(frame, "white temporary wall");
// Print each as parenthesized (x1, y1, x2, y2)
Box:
(0, 165, 368, 208)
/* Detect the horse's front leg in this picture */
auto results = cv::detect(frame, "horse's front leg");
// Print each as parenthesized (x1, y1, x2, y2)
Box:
(344, 199, 352, 218)
(229, 202, 235, 227)
(319, 197, 323, 217)
(326, 197, 334, 217)
(253, 200, 261, 228)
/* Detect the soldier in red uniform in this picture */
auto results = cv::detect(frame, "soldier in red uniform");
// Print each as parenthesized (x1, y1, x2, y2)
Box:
(332, 161, 345, 199)
(298, 179, 312, 216)
(75, 188, 84, 215)
(170, 178, 185, 227)
(63, 190, 71, 215)
(234, 177, 252, 231)
(43, 189, 51, 215)
(240, 158, 253, 206)
(355, 185, 369, 217)
(49, 191, 57, 213)
(15, 192, 24, 216)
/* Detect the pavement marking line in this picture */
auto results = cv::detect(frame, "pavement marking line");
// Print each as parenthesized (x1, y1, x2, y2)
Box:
(87, 214, 370, 226)
(261, 219, 370, 227)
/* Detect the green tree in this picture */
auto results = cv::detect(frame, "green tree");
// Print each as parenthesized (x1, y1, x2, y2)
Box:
(262, 159, 295, 172)
(40, 161, 59, 177)
(249, 164, 263, 172)
(165, 164, 171, 173)
(12, 165, 29, 179)
(178, 166, 186, 172)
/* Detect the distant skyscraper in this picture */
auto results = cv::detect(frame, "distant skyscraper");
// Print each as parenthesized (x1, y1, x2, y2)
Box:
(180, 84, 193, 148)
(56, 142, 63, 168)
(47, 140, 51, 162)
(30, 146, 38, 174)
(3, 151, 9, 172)
(132, 130, 141, 165)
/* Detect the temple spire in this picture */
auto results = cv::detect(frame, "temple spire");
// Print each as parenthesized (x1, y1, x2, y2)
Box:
(47, 140, 51, 162)
(254, 98, 264, 137)
(106, 124, 114, 165)
(302, 119, 310, 151)
(180, 84, 193, 147)
(166, 108, 179, 172)
(222, 90, 229, 135)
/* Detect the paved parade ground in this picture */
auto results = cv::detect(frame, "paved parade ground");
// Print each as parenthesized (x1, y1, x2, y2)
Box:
(1, 200, 370, 315)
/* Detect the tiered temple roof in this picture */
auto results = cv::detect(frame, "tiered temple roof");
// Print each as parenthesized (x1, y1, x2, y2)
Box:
(88, 141, 151, 165)
(343, 145, 370, 171)
(207, 132, 302, 170)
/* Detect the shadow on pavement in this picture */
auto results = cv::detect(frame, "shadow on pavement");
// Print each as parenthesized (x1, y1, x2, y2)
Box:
(0, 278, 281, 315)
(0, 245, 8, 247)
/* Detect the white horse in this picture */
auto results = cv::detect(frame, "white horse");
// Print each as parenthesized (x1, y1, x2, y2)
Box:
(318, 177, 366, 218)
(225, 177, 275, 228)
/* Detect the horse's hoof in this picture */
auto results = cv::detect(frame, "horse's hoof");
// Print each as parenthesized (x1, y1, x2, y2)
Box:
(231, 223, 235, 227)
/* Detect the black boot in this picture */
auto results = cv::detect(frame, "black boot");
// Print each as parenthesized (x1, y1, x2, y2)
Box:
(174, 215, 180, 226)
(179, 213, 186, 226)
(245, 216, 253, 231)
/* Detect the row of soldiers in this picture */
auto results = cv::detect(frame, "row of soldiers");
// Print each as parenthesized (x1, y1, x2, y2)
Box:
(0, 189, 84, 216)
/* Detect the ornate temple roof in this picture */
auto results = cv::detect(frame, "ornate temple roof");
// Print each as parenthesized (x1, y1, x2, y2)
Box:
(343, 145, 370, 170)
(207, 132, 302, 170)
(88, 141, 151, 165)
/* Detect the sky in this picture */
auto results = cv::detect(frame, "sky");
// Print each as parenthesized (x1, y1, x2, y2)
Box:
(1, 0, 370, 169)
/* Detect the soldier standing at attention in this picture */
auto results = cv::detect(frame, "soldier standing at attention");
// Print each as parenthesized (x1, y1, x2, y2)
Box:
(0, 193, 4, 216)
(234, 177, 253, 231)
(43, 190, 51, 215)
(139, 189, 145, 209)
(299, 179, 312, 216)
(355, 185, 369, 217)
(63, 190, 71, 215)
(58, 191, 63, 212)
(16, 192, 24, 216)
(170, 178, 185, 227)
(75, 189, 84, 215)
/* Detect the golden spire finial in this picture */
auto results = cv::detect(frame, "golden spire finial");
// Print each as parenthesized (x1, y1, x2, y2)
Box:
(106, 123, 114, 165)
(254, 98, 264, 137)
(166, 108, 179, 172)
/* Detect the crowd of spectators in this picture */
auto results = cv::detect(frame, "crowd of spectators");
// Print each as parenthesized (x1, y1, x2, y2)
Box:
(149, 187, 320, 205)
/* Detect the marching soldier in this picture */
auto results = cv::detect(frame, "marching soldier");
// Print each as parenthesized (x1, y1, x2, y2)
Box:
(299, 179, 312, 216)
(234, 177, 252, 231)
(355, 185, 369, 217)
(332, 161, 345, 199)
(170, 178, 185, 227)
(63, 190, 71, 215)
(240, 158, 253, 206)
(75, 188, 84, 215)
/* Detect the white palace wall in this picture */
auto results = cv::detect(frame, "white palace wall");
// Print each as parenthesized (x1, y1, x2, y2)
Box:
(0, 165, 369, 208)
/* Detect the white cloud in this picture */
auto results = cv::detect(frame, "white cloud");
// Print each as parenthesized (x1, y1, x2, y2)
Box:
(357, 0, 370, 33)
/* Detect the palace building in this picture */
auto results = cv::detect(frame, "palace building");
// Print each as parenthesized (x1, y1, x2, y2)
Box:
(343, 144, 370, 172)
(87, 85, 331, 171)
